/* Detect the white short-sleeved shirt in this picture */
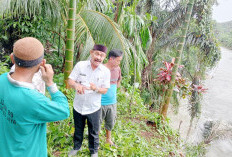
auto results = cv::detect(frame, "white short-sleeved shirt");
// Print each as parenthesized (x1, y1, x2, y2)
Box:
(69, 60, 110, 115)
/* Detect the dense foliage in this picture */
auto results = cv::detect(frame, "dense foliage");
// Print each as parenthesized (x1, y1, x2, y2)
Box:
(0, 0, 221, 156)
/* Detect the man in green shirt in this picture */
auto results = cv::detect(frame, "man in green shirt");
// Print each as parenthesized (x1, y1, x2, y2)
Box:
(0, 37, 70, 157)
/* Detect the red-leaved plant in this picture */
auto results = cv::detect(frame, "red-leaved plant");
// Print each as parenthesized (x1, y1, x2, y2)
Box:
(192, 84, 208, 93)
(154, 58, 190, 98)
(154, 58, 183, 85)
(154, 58, 208, 98)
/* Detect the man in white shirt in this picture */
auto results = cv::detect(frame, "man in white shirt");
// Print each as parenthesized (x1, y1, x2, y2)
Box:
(68, 44, 110, 157)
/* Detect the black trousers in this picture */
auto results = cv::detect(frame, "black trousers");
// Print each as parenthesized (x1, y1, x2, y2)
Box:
(73, 108, 101, 154)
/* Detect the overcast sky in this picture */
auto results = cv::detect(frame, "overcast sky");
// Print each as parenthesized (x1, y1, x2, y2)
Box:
(212, 0, 232, 23)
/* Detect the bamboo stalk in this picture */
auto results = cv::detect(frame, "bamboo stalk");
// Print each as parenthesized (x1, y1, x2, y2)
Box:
(64, 0, 76, 88)
(161, 0, 195, 118)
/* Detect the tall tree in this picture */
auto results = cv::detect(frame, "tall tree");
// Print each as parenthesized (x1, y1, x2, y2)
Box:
(114, 0, 124, 23)
(161, 0, 195, 118)
(140, 0, 187, 88)
(64, 0, 76, 88)
(120, 0, 150, 82)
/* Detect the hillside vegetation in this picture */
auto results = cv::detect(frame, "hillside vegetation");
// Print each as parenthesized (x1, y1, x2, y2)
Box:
(214, 20, 232, 49)
(0, 0, 221, 156)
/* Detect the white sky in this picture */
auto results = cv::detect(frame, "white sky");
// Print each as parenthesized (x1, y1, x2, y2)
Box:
(212, 0, 232, 23)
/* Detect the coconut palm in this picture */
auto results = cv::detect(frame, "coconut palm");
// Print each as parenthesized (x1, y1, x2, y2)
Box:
(138, 0, 188, 88)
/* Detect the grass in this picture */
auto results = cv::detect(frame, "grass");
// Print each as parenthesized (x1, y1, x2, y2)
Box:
(46, 80, 188, 157)
(0, 68, 207, 157)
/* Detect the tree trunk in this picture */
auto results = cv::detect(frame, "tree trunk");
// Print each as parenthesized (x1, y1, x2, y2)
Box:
(114, 1, 123, 23)
(186, 75, 200, 139)
(161, 0, 195, 118)
(190, 76, 200, 111)
(186, 118, 193, 140)
(141, 35, 156, 88)
(64, 0, 76, 88)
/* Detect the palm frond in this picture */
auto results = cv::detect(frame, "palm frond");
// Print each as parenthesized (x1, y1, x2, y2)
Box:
(120, 11, 149, 81)
(133, 35, 149, 82)
(79, 0, 109, 13)
(161, 0, 179, 10)
(0, 0, 62, 24)
(143, 0, 160, 15)
(158, 4, 187, 38)
(75, 13, 95, 60)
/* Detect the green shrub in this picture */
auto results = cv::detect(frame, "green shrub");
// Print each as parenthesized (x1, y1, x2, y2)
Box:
(0, 60, 9, 75)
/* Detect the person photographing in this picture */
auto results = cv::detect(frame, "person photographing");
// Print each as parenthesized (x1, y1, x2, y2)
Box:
(0, 37, 70, 157)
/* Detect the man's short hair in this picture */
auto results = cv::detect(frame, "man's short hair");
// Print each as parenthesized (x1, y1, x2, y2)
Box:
(108, 49, 123, 59)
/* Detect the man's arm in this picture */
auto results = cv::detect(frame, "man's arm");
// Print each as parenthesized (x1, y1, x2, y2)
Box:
(34, 86, 70, 122)
(31, 64, 70, 122)
(68, 78, 89, 94)
(89, 83, 108, 94)
(117, 79, 121, 87)
(117, 68, 122, 87)
(97, 88, 108, 94)
(68, 78, 79, 90)
(67, 62, 90, 94)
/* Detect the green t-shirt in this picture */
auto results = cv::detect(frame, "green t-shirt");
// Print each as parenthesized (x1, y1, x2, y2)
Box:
(0, 73, 70, 157)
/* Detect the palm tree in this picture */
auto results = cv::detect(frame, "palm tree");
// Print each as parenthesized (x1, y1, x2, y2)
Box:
(63, 1, 138, 85)
(126, 0, 191, 111)
(139, 0, 187, 88)
(161, 0, 195, 118)
(157, 0, 220, 118)
(113, 0, 124, 23)
(119, 1, 151, 82)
